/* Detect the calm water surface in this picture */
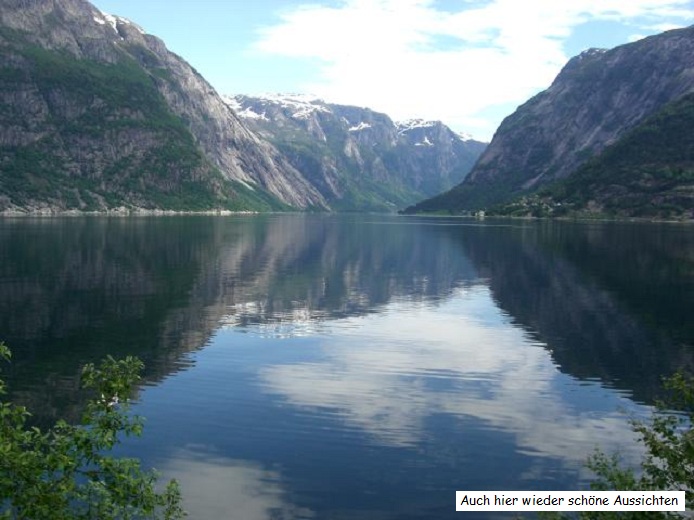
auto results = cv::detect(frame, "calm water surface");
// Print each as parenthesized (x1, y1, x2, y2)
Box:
(1, 214, 692, 519)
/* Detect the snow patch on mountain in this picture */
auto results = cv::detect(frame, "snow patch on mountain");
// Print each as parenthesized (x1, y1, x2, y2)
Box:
(226, 93, 333, 121)
(259, 93, 325, 105)
(396, 119, 478, 142)
(256, 94, 329, 115)
(578, 47, 608, 59)
(242, 108, 269, 121)
(121, 17, 146, 34)
(93, 10, 145, 36)
(92, 12, 117, 33)
(222, 95, 242, 112)
(396, 119, 439, 134)
(348, 122, 372, 132)
(223, 96, 269, 121)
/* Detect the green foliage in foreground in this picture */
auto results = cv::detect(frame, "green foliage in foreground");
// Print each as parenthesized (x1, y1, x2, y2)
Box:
(0, 343, 185, 519)
(542, 373, 694, 520)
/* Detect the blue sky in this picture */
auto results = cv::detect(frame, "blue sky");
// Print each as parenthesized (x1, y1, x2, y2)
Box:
(90, 0, 694, 140)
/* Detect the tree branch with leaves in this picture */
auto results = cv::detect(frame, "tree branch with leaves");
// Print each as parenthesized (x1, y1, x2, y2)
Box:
(0, 343, 185, 519)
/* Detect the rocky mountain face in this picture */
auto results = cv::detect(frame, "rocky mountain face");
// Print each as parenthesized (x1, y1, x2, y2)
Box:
(228, 95, 486, 211)
(0, 0, 327, 212)
(407, 26, 694, 216)
(494, 92, 694, 219)
(0, 0, 484, 214)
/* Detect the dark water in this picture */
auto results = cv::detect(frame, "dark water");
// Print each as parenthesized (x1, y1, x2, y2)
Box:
(1, 214, 692, 519)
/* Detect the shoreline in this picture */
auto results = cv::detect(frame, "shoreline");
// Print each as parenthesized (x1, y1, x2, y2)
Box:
(0, 208, 264, 217)
(399, 212, 694, 225)
(2, 208, 692, 224)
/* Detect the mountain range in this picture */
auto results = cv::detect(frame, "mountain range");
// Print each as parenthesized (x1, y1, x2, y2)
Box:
(406, 27, 694, 219)
(0, 0, 484, 214)
(1, 0, 692, 218)
(227, 94, 486, 211)
(0, 0, 327, 212)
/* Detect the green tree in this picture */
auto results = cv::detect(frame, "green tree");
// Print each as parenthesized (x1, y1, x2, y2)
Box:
(0, 343, 185, 519)
(543, 373, 694, 520)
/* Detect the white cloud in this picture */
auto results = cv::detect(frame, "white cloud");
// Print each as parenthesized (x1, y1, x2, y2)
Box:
(254, 0, 694, 139)
(646, 21, 689, 31)
(629, 20, 689, 41)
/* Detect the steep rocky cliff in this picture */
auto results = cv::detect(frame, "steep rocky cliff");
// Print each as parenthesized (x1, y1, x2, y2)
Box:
(228, 95, 486, 211)
(492, 92, 694, 219)
(407, 26, 694, 215)
(0, 0, 327, 212)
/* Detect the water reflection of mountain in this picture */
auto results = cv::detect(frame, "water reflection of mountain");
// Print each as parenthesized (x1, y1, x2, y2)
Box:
(0, 215, 478, 422)
(206, 216, 479, 326)
(2, 216, 691, 421)
(444, 220, 694, 404)
(0, 217, 220, 422)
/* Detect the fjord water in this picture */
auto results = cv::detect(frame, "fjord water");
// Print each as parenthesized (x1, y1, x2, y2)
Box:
(1, 215, 692, 519)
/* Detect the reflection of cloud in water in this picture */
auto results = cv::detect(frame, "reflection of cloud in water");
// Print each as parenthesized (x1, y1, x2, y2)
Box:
(259, 286, 645, 467)
(220, 303, 330, 338)
(159, 447, 313, 520)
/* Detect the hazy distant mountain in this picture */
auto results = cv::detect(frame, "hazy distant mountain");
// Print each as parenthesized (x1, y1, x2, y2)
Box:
(227, 94, 486, 211)
(406, 26, 694, 218)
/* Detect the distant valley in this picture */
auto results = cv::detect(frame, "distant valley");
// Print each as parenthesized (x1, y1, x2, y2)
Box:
(227, 94, 485, 211)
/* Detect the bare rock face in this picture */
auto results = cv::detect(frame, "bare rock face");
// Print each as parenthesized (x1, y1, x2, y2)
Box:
(408, 26, 694, 212)
(0, 0, 327, 211)
(394, 119, 485, 196)
(228, 95, 486, 211)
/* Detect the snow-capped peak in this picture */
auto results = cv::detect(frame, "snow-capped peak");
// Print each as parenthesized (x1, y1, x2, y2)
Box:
(93, 10, 145, 36)
(226, 93, 332, 120)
